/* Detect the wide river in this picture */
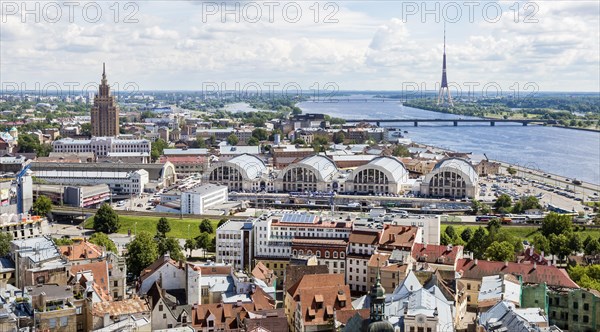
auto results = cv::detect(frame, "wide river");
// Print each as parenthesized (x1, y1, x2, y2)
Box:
(298, 95, 600, 185)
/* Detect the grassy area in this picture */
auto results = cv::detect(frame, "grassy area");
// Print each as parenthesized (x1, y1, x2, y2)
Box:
(84, 215, 220, 239)
(442, 224, 600, 242)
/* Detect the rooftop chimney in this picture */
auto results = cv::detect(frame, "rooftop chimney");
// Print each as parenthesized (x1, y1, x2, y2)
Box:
(474, 259, 478, 266)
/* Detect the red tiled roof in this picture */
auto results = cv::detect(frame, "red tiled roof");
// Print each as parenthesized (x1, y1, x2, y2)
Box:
(349, 230, 379, 245)
(287, 274, 351, 326)
(60, 241, 104, 261)
(379, 225, 418, 250)
(412, 243, 463, 266)
(457, 258, 579, 288)
(517, 247, 550, 265)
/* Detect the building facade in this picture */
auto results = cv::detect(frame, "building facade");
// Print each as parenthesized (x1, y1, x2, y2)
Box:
(91, 64, 119, 137)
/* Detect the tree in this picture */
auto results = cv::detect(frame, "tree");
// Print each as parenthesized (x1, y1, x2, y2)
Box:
(585, 238, 600, 255)
(126, 231, 159, 277)
(471, 199, 482, 215)
(156, 217, 171, 237)
(151, 139, 169, 162)
(195, 232, 211, 258)
(89, 232, 117, 253)
(226, 134, 239, 146)
(247, 137, 260, 146)
(392, 145, 410, 157)
(199, 219, 213, 234)
(506, 166, 517, 176)
(32, 195, 52, 216)
(480, 204, 491, 215)
(17, 133, 39, 153)
(217, 218, 228, 228)
(520, 196, 541, 211)
(158, 237, 185, 261)
(184, 238, 196, 257)
(568, 233, 583, 254)
(549, 234, 571, 262)
(93, 203, 120, 234)
(460, 228, 473, 243)
(486, 219, 502, 240)
(440, 232, 452, 245)
(485, 241, 516, 262)
(541, 212, 573, 237)
(0, 233, 12, 256)
(333, 131, 345, 144)
(209, 135, 217, 146)
(466, 227, 489, 259)
(251, 128, 269, 141)
(531, 233, 550, 253)
(494, 194, 512, 211)
(293, 138, 306, 145)
(445, 226, 457, 241)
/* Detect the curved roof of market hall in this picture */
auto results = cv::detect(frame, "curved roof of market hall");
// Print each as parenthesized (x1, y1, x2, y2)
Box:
(351, 156, 409, 184)
(278, 155, 338, 181)
(428, 157, 478, 184)
(211, 153, 267, 180)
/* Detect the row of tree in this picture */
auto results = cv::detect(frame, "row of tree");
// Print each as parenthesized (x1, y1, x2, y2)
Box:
(443, 213, 600, 263)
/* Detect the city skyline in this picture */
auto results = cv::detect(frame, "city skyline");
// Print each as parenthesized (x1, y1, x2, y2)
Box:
(1, 1, 599, 92)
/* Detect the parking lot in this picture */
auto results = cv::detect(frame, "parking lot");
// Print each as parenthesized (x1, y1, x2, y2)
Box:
(478, 175, 598, 213)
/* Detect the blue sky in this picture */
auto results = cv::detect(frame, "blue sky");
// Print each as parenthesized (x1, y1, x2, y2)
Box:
(1, 1, 599, 93)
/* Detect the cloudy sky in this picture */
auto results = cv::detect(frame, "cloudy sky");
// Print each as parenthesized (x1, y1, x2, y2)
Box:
(1, 0, 599, 93)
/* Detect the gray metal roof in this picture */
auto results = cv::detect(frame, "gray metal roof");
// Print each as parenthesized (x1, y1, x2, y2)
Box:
(290, 155, 338, 181)
(227, 154, 266, 180)
(431, 158, 478, 184)
(353, 156, 408, 184)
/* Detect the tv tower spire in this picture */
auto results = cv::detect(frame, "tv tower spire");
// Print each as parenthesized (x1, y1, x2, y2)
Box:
(437, 22, 454, 106)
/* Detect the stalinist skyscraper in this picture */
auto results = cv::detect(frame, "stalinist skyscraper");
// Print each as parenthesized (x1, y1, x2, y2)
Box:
(91, 63, 119, 137)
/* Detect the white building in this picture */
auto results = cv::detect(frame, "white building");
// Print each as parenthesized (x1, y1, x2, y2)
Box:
(181, 184, 228, 215)
(215, 220, 255, 271)
(203, 154, 268, 192)
(346, 156, 411, 194)
(420, 158, 479, 198)
(33, 169, 149, 195)
(275, 155, 338, 192)
(52, 137, 152, 163)
(253, 212, 352, 260)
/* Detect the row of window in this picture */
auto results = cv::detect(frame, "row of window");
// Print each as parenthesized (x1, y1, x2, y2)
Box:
(293, 249, 345, 259)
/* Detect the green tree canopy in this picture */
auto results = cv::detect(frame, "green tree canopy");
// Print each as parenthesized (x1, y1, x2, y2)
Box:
(485, 241, 515, 262)
(217, 219, 228, 228)
(549, 233, 571, 260)
(0, 233, 13, 257)
(541, 212, 573, 237)
(93, 203, 120, 234)
(531, 233, 550, 253)
(184, 238, 196, 257)
(494, 194, 512, 210)
(126, 231, 159, 277)
(585, 238, 600, 255)
(199, 219, 214, 234)
(195, 232, 211, 258)
(251, 128, 269, 141)
(158, 237, 185, 261)
(568, 233, 583, 254)
(445, 225, 457, 241)
(460, 228, 473, 243)
(247, 137, 260, 146)
(226, 134, 239, 146)
(156, 217, 171, 237)
(466, 227, 489, 259)
(506, 166, 517, 176)
(88, 232, 117, 253)
(392, 145, 410, 157)
(32, 195, 53, 216)
(333, 131, 345, 144)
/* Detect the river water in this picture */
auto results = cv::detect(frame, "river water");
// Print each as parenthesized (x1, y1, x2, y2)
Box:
(298, 95, 600, 185)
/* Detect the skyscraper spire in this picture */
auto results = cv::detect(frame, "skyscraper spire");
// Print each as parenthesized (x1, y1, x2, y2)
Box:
(437, 22, 454, 106)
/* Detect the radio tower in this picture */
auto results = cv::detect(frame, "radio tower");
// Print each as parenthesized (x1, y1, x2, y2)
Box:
(437, 22, 453, 106)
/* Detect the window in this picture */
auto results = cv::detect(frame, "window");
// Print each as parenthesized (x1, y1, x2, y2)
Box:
(573, 314, 578, 322)
(60, 317, 68, 327)
(49, 319, 57, 329)
(76, 306, 82, 315)
(340, 252, 345, 258)
(467, 284, 471, 290)
(583, 316, 589, 323)
(159, 305, 163, 311)
(325, 251, 330, 258)
(574, 302, 578, 309)
(584, 303, 589, 310)
(333, 252, 338, 258)
(163, 313, 167, 319)
(114, 281, 119, 287)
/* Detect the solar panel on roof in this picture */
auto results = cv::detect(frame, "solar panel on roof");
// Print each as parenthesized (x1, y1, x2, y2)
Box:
(281, 213, 317, 223)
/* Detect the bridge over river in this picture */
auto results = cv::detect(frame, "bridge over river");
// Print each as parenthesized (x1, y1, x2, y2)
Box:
(344, 118, 554, 127)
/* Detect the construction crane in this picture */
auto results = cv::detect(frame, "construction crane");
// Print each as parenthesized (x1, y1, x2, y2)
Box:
(16, 164, 31, 214)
